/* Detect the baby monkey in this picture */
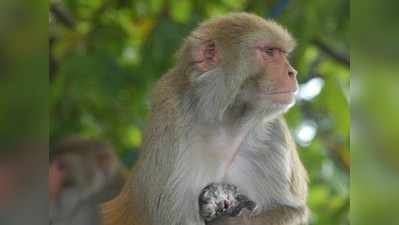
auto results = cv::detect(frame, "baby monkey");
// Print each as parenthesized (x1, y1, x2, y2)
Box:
(199, 183, 256, 222)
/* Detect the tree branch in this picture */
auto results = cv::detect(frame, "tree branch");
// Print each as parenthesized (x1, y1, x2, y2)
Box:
(50, 3, 76, 28)
(312, 38, 350, 67)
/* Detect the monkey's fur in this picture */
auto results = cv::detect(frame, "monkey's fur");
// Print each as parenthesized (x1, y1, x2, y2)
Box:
(102, 12, 308, 225)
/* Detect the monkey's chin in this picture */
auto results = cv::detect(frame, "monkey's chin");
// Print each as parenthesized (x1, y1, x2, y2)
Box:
(252, 94, 295, 120)
(268, 92, 296, 105)
(257, 91, 296, 106)
(257, 92, 296, 117)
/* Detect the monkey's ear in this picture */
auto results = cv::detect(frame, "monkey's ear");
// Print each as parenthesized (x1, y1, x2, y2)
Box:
(193, 41, 219, 72)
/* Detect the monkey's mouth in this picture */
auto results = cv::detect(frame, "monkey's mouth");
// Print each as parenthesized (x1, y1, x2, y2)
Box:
(258, 89, 297, 97)
(264, 90, 297, 95)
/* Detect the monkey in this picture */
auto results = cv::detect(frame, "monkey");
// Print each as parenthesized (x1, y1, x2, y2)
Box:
(102, 12, 308, 225)
(49, 136, 128, 225)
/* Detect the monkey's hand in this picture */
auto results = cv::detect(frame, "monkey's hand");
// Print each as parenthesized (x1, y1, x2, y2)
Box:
(199, 183, 256, 223)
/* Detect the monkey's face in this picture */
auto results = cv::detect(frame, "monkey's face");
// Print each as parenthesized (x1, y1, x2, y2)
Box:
(50, 149, 116, 202)
(238, 41, 298, 111)
(256, 45, 297, 103)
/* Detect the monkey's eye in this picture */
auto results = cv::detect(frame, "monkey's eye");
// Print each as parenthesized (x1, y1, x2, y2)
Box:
(263, 48, 275, 56)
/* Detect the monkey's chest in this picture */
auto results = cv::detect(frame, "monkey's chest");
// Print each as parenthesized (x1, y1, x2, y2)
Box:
(191, 129, 292, 207)
(191, 130, 247, 178)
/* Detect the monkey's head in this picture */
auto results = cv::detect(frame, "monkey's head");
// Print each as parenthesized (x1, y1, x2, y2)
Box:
(178, 13, 297, 122)
(49, 137, 124, 209)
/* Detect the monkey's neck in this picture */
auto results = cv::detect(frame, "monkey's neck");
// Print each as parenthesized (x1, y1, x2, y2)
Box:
(219, 101, 275, 130)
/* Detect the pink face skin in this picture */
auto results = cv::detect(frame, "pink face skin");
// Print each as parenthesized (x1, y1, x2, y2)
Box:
(254, 44, 298, 105)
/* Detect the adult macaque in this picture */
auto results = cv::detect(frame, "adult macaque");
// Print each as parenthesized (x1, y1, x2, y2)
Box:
(49, 137, 128, 225)
(103, 13, 308, 225)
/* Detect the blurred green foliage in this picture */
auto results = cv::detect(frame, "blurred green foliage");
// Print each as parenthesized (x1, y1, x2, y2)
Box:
(352, 0, 399, 224)
(50, 0, 349, 224)
(0, 0, 48, 148)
